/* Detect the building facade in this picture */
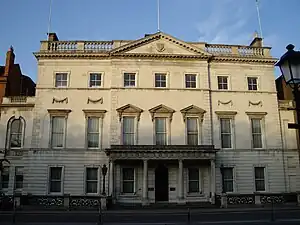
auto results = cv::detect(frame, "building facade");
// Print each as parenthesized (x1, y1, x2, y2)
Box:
(0, 32, 299, 207)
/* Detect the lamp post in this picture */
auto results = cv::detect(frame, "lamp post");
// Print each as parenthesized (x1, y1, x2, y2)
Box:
(275, 44, 300, 162)
(101, 164, 108, 195)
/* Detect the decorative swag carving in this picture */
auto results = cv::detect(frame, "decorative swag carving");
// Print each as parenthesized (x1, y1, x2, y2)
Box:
(148, 104, 175, 122)
(52, 97, 68, 104)
(249, 101, 263, 107)
(218, 100, 233, 106)
(87, 97, 103, 104)
(116, 104, 143, 121)
(180, 105, 206, 122)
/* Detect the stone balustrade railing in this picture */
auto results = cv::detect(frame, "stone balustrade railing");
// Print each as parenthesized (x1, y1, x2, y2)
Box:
(40, 41, 271, 57)
(1, 96, 35, 106)
(278, 100, 294, 109)
(205, 44, 270, 57)
(42, 41, 114, 52)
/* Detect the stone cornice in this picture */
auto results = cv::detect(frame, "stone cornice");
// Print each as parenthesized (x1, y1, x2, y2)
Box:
(0, 104, 35, 108)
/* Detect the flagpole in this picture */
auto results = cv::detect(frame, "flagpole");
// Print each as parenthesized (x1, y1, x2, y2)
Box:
(256, 0, 263, 44)
(47, 0, 53, 36)
(157, 0, 160, 32)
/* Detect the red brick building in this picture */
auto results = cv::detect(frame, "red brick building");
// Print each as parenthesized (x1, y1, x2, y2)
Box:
(0, 47, 35, 103)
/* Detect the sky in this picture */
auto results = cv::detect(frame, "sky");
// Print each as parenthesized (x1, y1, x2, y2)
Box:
(0, 0, 299, 82)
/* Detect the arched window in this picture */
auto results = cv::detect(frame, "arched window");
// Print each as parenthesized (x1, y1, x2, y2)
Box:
(7, 117, 25, 149)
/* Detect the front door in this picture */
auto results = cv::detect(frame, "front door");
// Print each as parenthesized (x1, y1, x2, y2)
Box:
(155, 164, 169, 202)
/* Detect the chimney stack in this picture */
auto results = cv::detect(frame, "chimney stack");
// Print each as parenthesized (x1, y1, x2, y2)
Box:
(250, 31, 263, 47)
(4, 46, 15, 76)
(48, 32, 59, 41)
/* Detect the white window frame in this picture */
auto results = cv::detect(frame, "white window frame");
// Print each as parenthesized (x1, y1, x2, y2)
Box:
(48, 166, 64, 195)
(185, 74, 197, 89)
(219, 118, 233, 149)
(246, 76, 259, 91)
(121, 167, 136, 195)
(253, 166, 267, 192)
(50, 115, 67, 149)
(185, 117, 200, 145)
(88, 72, 103, 88)
(154, 72, 168, 88)
(221, 167, 236, 193)
(217, 75, 229, 90)
(14, 166, 24, 191)
(123, 72, 137, 88)
(54, 72, 69, 88)
(246, 112, 266, 149)
(86, 117, 101, 149)
(187, 167, 202, 194)
(154, 117, 168, 145)
(84, 166, 100, 195)
(121, 116, 136, 145)
(7, 116, 26, 150)
(215, 112, 236, 150)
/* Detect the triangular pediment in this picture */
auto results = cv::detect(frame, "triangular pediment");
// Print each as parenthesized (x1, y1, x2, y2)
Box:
(149, 104, 175, 114)
(180, 105, 206, 114)
(116, 104, 143, 114)
(111, 32, 210, 57)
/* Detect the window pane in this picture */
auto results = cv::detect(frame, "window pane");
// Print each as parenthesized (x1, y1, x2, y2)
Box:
(123, 181, 134, 193)
(224, 181, 233, 192)
(86, 181, 98, 193)
(88, 118, 99, 133)
(87, 168, 98, 180)
(1, 167, 9, 189)
(189, 181, 199, 193)
(155, 118, 166, 132)
(189, 168, 199, 180)
(223, 168, 233, 179)
(220, 119, 231, 133)
(123, 117, 134, 133)
(15, 167, 24, 189)
(187, 118, 198, 132)
(251, 119, 261, 133)
(255, 167, 264, 179)
(87, 133, 99, 148)
(51, 117, 65, 148)
(50, 167, 62, 180)
(124, 73, 136, 87)
(221, 134, 231, 148)
(123, 168, 134, 180)
(187, 134, 198, 145)
(50, 181, 61, 193)
(11, 120, 22, 132)
(55, 73, 68, 87)
(10, 134, 22, 148)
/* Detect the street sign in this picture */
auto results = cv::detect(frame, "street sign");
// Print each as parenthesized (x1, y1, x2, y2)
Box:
(288, 123, 300, 129)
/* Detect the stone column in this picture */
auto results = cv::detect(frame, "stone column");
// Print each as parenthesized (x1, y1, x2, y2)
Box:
(108, 160, 114, 197)
(178, 159, 184, 203)
(210, 160, 216, 204)
(142, 160, 149, 205)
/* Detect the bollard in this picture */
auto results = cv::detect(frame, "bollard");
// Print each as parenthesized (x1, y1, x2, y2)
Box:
(187, 208, 191, 225)
(98, 199, 103, 225)
(270, 198, 275, 222)
(12, 198, 16, 224)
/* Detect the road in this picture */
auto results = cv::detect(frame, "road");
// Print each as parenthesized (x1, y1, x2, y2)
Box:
(1, 207, 300, 224)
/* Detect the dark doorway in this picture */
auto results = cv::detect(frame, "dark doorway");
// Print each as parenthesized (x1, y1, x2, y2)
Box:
(155, 164, 169, 202)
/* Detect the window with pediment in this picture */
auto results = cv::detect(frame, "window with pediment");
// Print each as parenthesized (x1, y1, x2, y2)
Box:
(117, 104, 143, 145)
(180, 105, 206, 145)
(149, 104, 175, 145)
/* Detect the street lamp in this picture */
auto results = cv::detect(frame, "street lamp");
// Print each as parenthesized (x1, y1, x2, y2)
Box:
(275, 44, 300, 160)
(101, 164, 108, 195)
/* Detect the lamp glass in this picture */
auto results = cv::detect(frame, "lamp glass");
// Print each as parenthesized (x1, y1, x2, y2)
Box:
(290, 60, 300, 83)
(280, 60, 292, 84)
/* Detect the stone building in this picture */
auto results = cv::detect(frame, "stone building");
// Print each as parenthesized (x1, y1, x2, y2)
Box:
(0, 32, 299, 207)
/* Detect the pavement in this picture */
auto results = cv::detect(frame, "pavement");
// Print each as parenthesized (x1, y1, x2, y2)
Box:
(0, 206, 300, 225)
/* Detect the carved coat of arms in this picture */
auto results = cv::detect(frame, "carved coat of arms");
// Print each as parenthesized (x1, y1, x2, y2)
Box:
(156, 43, 165, 52)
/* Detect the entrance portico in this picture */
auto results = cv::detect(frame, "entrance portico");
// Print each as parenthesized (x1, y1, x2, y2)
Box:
(105, 145, 218, 206)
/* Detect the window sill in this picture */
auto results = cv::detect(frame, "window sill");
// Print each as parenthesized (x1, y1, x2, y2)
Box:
(48, 192, 64, 196)
(119, 193, 137, 198)
(186, 193, 204, 197)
